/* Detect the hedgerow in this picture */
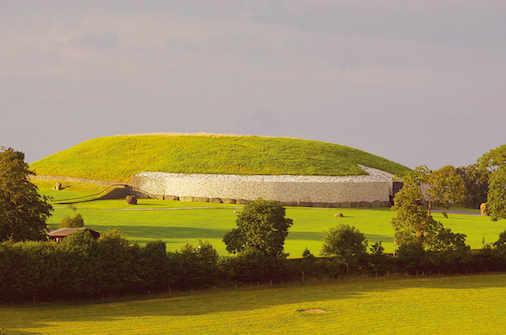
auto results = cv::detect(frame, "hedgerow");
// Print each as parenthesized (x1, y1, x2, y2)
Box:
(3, 229, 506, 303)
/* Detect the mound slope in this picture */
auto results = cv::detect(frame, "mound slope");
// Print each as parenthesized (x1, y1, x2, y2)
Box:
(30, 134, 410, 182)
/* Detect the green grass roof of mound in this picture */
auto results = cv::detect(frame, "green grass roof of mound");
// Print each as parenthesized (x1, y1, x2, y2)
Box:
(30, 134, 410, 182)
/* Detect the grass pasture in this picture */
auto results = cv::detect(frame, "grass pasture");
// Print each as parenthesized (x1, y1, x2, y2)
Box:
(2, 273, 506, 334)
(39, 183, 505, 256)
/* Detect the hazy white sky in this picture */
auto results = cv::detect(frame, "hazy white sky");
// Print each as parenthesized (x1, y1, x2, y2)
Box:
(1, 0, 505, 169)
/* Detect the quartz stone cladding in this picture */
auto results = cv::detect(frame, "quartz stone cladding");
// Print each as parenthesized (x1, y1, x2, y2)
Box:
(130, 165, 395, 207)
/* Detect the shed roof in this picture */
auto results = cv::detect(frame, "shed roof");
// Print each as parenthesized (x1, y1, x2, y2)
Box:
(48, 228, 100, 239)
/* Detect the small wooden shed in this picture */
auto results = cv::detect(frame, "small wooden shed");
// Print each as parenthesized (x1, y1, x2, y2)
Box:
(47, 228, 101, 242)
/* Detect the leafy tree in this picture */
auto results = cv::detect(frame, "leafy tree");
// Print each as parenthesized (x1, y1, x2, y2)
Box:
(321, 224, 368, 271)
(392, 166, 466, 251)
(369, 241, 385, 256)
(174, 240, 220, 289)
(223, 198, 293, 257)
(392, 171, 437, 248)
(428, 227, 469, 253)
(418, 165, 465, 216)
(396, 242, 426, 271)
(224, 247, 290, 283)
(59, 229, 96, 250)
(493, 230, 506, 251)
(455, 164, 490, 209)
(488, 171, 506, 221)
(57, 230, 100, 298)
(96, 229, 132, 295)
(140, 240, 169, 291)
(0, 147, 53, 242)
(367, 241, 387, 275)
(59, 213, 84, 228)
(478, 144, 506, 221)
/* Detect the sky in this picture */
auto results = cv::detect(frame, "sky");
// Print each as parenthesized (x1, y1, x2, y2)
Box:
(1, 0, 505, 170)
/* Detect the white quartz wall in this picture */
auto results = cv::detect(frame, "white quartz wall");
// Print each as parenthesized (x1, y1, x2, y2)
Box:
(130, 165, 394, 205)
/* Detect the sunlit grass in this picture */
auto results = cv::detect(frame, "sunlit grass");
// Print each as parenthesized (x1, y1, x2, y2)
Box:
(38, 183, 502, 257)
(29, 134, 410, 182)
(2, 273, 506, 334)
(32, 180, 109, 200)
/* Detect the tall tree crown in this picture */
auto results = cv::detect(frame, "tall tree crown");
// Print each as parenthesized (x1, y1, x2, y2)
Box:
(0, 147, 53, 242)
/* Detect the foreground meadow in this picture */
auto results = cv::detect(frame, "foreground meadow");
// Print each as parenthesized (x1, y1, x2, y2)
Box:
(2, 273, 506, 334)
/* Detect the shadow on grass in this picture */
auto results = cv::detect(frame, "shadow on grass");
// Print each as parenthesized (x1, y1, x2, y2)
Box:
(3, 273, 506, 334)
(85, 226, 395, 244)
(87, 225, 231, 241)
(288, 232, 393, 244)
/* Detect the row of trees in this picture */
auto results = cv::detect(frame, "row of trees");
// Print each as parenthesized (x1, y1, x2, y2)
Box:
(434, 144, 505, 218)
(390, 144, 506, 255)
(0, 224, 299, 303)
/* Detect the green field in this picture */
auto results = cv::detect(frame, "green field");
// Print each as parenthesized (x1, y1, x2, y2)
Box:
(2, 273, 506, 334)
(29, 134, 410, 182)
(37, 184, 505, 256)
(4, 178, 504, 334)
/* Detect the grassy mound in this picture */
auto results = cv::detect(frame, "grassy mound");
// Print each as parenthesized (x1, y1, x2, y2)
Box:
(30, 134, 410, 182)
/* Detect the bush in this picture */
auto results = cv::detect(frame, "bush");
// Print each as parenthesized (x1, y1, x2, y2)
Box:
(396, 242, 427, 273)
(223, 247, 292, 284)
(171, 241, 220, 289)
(223, 198, 293, 257)
(321, 224, 368, 272)
(302, 247, 314, 258)
(59, 213, 84, 228)
(96, 229, 132, 295)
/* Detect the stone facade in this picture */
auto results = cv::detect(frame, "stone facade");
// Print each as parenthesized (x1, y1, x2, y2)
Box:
(130, 165, 395, 208)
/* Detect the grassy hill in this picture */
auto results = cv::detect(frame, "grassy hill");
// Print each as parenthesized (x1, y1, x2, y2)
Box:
(30, 134, 410, 182)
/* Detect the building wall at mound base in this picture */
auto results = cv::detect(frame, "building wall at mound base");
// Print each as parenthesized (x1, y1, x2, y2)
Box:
(130, 173, 393, 208)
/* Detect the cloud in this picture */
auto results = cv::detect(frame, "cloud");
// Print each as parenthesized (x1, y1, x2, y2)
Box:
(70, 31, 120, 52)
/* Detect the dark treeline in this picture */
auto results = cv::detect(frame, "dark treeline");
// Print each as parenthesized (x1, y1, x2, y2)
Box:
(3, 229, 506, 304)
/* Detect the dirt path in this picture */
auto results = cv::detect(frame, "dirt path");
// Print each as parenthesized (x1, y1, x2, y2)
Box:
(53, 206, 241, 211)
(432, 209, 481, 216)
